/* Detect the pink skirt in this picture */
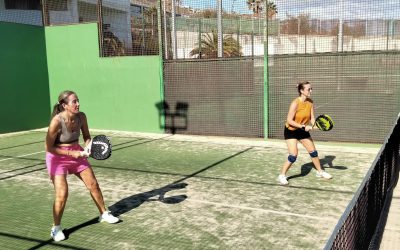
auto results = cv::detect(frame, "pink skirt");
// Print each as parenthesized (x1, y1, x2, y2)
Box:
(46, 144, 90, 176)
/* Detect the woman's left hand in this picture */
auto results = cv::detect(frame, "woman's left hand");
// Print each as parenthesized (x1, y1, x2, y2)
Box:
(305, 125, 313, 132)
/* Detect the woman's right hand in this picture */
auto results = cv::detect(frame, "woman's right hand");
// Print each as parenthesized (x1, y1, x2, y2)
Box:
(79, 150, 90, 158)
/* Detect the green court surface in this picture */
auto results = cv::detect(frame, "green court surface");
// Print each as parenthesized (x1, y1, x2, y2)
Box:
(0, 130, 380, 250)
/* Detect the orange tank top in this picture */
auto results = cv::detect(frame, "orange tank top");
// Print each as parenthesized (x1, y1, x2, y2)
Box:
(286, 97, 313, 130)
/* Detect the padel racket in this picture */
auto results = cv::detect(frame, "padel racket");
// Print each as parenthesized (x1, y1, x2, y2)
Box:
(313, 114, 334, 131)
(83, 135, 112, 160)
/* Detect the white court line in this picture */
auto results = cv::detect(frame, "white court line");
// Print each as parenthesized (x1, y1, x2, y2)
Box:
(186, 198, 337, 222)
(272, 74, 400, 79)
(0, 151, 45, 162)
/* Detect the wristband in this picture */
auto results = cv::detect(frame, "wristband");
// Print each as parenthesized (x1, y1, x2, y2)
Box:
(301, 125, 306, 131)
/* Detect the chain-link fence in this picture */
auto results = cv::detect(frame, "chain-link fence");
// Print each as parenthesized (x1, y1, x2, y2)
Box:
(162, 1, 400, 59)
(23, 0, 160, 57)
(2, 1, 399, 58)
(1, 0, 399, 143)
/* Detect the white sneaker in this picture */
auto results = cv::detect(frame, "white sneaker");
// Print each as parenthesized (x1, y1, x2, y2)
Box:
(278, 175, 289, 185)
(50, 225, 65, 242)
(316, 170, 332, 179)
(99, 211, 119, 224)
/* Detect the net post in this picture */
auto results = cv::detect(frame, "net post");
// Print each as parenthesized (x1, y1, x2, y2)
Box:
(157, 0, 166, 132)
(263, 5, 269, 139)
(198, 18, 202, 59)
(41, 0, 49, 26)
(171, 0, 177, 59)
(97, 0, 104, 57)
(217, 0, 223, 58)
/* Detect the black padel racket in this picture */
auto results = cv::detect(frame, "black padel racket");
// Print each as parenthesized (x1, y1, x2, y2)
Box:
(87, 135, 112, 160)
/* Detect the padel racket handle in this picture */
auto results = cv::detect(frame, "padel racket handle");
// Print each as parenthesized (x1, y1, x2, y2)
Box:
(79, 151, 90, 157)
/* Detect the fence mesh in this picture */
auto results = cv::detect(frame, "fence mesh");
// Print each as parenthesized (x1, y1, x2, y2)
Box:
(325, 113, 400, 249)
(1, 1, 400, 248)
(0, 0, 43, 26)
(163, 57, 264, 137)
(40, 0, 159, 57)
(2, 1, 399, 57)
(268, 51, 400, 143)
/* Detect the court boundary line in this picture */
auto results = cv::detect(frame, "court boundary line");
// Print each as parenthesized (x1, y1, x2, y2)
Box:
(0, 151, 45, 162)
(8, 174, 338, 223)
(2, 128, 380, 154)
(185, 198, 338, 222)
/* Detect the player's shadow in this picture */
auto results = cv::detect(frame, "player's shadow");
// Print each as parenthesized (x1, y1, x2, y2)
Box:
(321, 155, 347, 171)
(40, 183, 188, 246)
(287, 155, 347, 180)
(27, 218, 97, 249)
(63, 217, 99, 241)
(155, 101, 188, 134)
(31, 184, 187, 248)
(108, 182, 188, 216)
(34, 147, 251, 247)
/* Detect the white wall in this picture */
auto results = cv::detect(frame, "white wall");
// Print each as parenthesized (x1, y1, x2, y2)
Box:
(172, 31, 400, 58)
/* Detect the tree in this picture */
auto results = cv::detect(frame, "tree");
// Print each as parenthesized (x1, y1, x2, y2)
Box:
(165, 0, 183, 12)
(246, 0, 277, 19)
(198, 8, 218, 18)
(247, 0, 263, 16)
(130, 5, 159, 56)
(281, 14, 310, 35)
(189, 30, 242, 59)
(144, 6, 158, 36)
(193, 8, 240, 19)
(266, 1, 278, 19)
(103, 30, 125, 57)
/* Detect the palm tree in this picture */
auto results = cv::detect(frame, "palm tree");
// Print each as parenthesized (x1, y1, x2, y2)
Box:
(246, 0, 263, 16)
(246, 0, 277, 19)
(266, 1, 278, 19)
(189, 31, 242, 59)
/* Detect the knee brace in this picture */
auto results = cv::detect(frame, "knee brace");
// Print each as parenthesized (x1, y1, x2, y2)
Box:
(309, 150, 318, 158)
(288, 154, 297, 163)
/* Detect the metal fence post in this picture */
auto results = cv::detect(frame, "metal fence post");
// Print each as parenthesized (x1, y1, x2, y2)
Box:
(217, 0, 223, 58)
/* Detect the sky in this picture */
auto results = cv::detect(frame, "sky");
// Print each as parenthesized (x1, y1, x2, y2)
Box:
(181, 0, 400, 20)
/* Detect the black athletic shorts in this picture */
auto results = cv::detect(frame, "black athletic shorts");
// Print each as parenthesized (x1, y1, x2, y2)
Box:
(284, 126, 311, 140)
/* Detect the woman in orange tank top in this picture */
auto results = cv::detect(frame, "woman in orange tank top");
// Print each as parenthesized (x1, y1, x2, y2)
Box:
(278, 81, 332, 185)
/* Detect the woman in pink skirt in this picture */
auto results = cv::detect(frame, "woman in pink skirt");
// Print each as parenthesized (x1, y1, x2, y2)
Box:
(45, 90, 119, 242)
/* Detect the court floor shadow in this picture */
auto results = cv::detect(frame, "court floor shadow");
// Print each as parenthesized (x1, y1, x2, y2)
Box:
(155, 101, 188, 134)
(63, 217, 100, 239)
(30, 147, 252, 247)
(28, 183, 188, 249)
(109, 182, 188, 216)
(288, 155, 347, 180)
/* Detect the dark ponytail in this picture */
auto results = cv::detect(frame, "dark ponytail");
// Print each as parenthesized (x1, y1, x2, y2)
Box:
(51, 103, 63, 118)
(297, 81, 310, 96)
(51, 90, 76, 118)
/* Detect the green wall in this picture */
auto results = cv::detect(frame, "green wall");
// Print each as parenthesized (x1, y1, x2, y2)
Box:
(0, 22, 50, 133)
(45, 23, 163, 133)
